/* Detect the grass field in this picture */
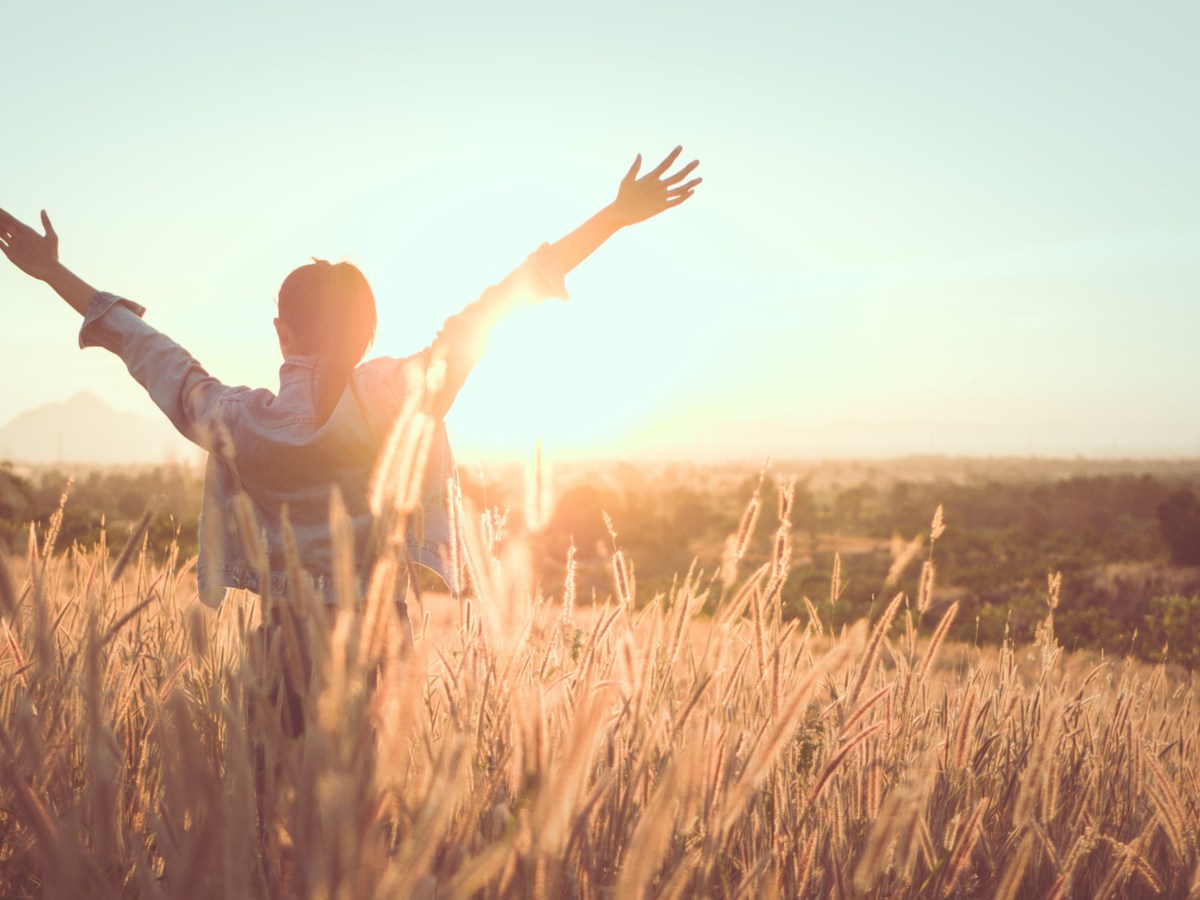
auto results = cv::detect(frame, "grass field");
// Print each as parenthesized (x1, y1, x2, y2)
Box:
(1, 486, 1198, 899)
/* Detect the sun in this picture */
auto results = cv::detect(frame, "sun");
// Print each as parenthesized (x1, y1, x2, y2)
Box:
(442, 304, 665, 460)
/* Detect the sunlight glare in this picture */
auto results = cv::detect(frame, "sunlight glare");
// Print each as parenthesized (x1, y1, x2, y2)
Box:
(444, 303, 675, 459)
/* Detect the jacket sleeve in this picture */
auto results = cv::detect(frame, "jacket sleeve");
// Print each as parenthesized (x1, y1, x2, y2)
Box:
(421, 243, 569, 418)
(78, 292, 237, 450)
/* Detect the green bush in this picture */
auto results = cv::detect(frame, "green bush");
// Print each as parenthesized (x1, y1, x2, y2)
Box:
(1158, 489, 1200, 565)
(1144, 594, 1200, 668)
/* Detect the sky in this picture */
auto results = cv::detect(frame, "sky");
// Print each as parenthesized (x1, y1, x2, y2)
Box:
(3, 0, 1198, 463)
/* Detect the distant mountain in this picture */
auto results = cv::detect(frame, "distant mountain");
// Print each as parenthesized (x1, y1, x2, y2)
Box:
(0, 392, 194, 465)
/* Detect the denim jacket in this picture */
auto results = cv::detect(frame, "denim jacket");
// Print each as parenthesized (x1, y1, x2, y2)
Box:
(79, 245, 568, 607)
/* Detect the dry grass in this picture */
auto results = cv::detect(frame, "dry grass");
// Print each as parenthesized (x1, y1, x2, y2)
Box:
(1, 486, 1199, 899)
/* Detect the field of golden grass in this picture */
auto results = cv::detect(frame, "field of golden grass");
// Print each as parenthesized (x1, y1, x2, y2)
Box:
(1, 486, 1198, 899)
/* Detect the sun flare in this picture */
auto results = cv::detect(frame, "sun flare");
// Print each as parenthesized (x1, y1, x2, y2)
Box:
(443, 305, 673, 460)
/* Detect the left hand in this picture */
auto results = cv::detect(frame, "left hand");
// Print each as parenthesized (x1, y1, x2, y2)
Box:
(0, 208, 60, 281)
(608, 146, 701, 227)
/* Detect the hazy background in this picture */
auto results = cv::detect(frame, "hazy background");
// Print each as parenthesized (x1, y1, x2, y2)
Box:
(3, 0, 1198, 463)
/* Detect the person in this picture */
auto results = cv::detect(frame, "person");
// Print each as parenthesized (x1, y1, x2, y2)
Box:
(0, 147, 701, 638)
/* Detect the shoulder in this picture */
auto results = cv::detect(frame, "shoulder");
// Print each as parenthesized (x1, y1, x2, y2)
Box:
(352, 354, 433, 432)
(354, 354, 426, 394)
(219, 385, 316, 428)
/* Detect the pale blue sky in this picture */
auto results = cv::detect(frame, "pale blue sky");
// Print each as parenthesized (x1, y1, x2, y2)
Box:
(3, 0, 1198, 460)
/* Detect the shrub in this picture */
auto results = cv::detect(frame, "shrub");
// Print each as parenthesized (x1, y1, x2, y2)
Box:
(1145, 593, 1200, 668)
(1158, 489, 1200, 565)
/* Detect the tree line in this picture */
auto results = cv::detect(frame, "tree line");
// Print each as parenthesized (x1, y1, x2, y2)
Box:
(3, 458, 1199, 665)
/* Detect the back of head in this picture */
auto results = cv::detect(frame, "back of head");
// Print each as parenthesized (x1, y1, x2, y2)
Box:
(277, 260, 377, 423)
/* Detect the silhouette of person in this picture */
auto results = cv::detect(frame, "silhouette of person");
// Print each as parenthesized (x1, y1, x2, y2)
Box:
(0, 148, 701, 640)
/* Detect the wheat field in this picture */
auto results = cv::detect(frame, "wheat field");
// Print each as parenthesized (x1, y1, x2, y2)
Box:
(0, 481, 1198, 899)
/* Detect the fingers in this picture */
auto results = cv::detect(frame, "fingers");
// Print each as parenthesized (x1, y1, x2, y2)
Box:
(0, 207, 34, 239)
(649, 145, 683, 178)
(666, 177, 702, 198)
(41, 210, 57, 241)
(662, 159, 699, 187)
(622, 154, 642, 186)
(664, 191, 695, 206)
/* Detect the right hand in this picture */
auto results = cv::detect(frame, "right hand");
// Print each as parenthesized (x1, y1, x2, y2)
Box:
(608, 146, 701, 227)
(0, 208, 61, 281)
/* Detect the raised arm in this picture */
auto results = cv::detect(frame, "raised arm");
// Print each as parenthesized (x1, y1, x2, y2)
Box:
(0, 208, 97, 314)
(0, 207, 233, 448)
(424, 147, 701, 416)
(549, 145, 700, 273)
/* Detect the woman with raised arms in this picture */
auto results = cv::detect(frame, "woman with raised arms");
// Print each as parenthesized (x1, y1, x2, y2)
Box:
(0, 148, 700, 650)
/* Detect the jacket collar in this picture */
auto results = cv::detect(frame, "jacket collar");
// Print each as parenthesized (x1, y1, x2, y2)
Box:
(280, 355, 323, 376)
